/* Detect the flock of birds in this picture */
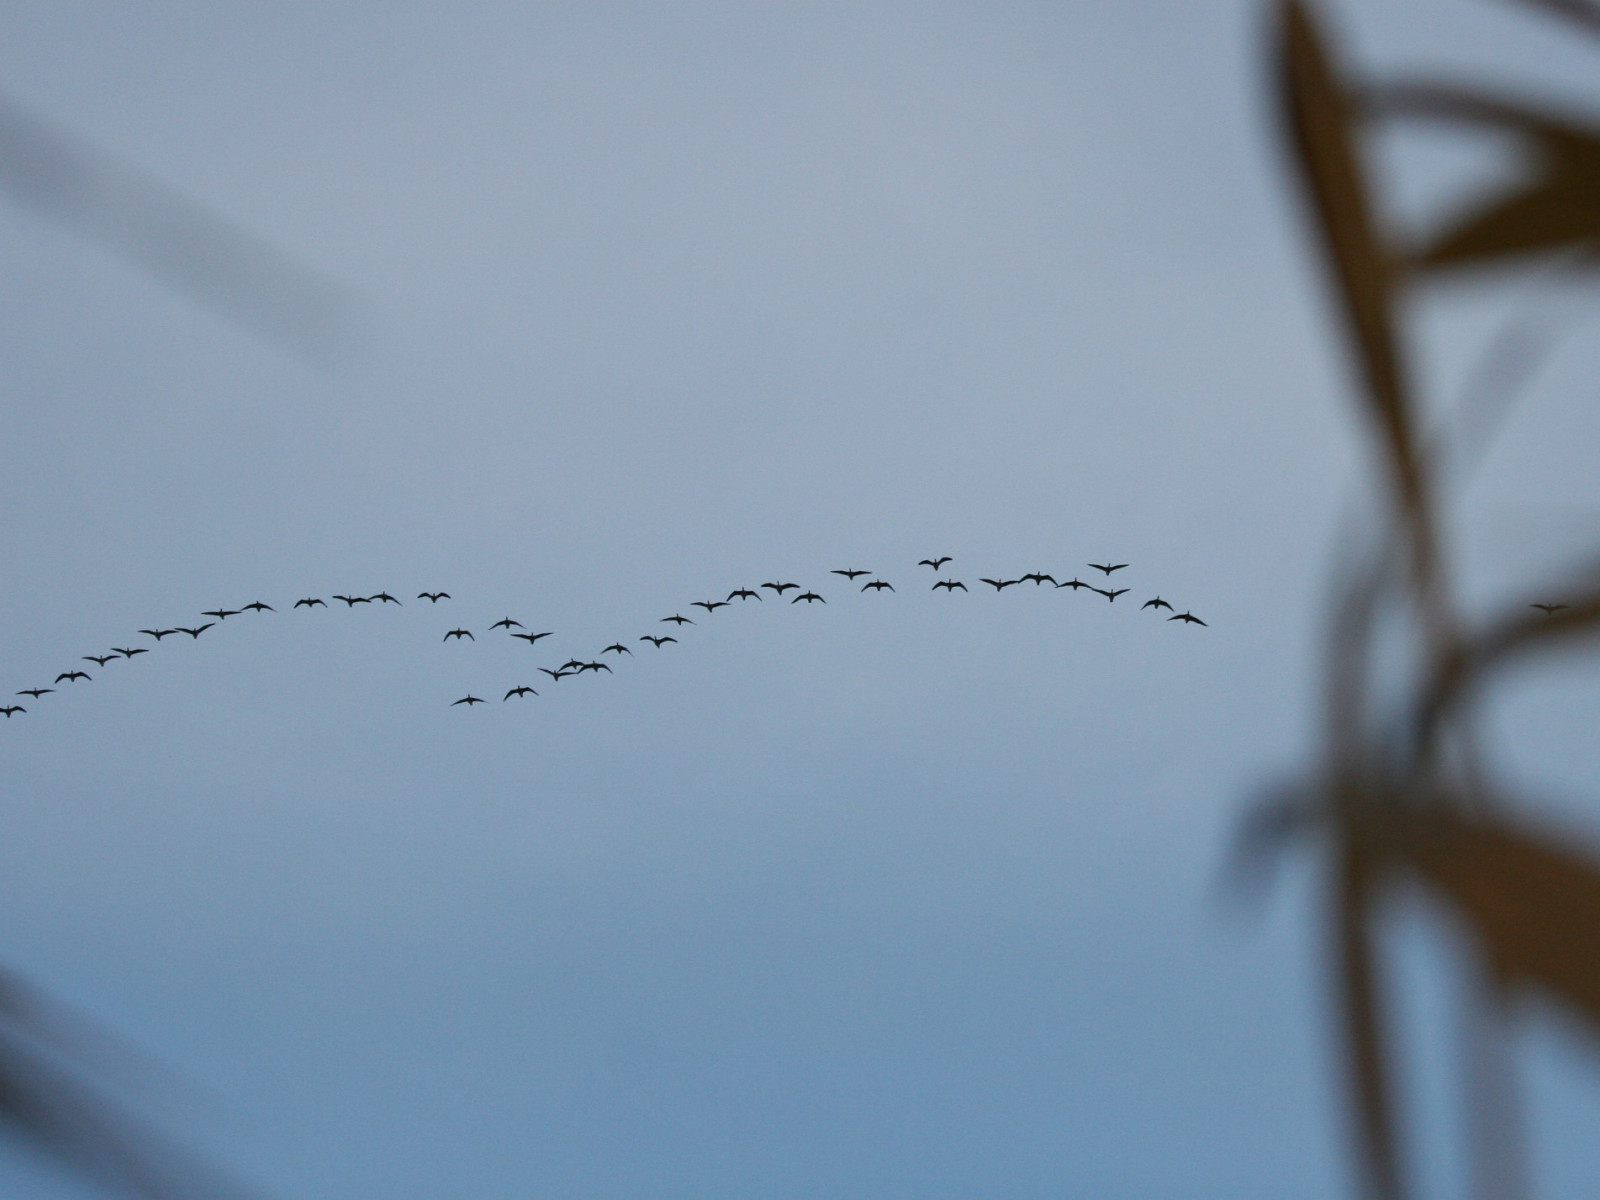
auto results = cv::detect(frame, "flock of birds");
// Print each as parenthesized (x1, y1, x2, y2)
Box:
(1, 558, 1205, 717)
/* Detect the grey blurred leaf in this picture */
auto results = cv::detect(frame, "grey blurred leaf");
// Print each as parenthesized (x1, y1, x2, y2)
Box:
(0, 88, 364, 368)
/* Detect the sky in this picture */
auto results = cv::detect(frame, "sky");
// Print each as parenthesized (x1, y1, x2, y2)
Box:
(3, 2, 1600, 1198)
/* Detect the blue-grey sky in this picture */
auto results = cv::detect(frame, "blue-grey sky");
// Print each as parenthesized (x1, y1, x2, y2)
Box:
(3, 3, 1600, 1198)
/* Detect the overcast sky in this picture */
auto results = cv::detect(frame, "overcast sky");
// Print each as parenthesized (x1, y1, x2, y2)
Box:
(3, 3, 1600, 1198)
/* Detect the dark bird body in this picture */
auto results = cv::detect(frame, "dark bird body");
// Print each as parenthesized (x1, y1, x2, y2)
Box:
(293, 598, 325, 609)
(511, 631, 554, 645)
(242, 602, 274, 612)
(139, 628, 178, 639)
(489, 618, 524, 630)
(443, 629, 474, 641)
(1088, 563, 1128, 576)
(641, 635, 677, 647)
(539, 668, 573, 681)
(762, 582, 798, 594)
(202, 609, 239, 621)
(369, 592, 401, 605)
(919, 557, 952, 571)
(727, 588, 762, 602)
(692, 600, 729, 613)
(451, 695, 484, 706)
(933, 580, 967, 592)
(1532, 602, 1570, 615)
(84, 655, 117, 667)
(55, 672, 89, 683)
(792, 591, 825, 603)
(579, 661, 613, 674)
(1021, 573, 1057, 586)
(1169, 611, 1207, 626)
(17, 689, 52, 698)
(332, 595, 367, 607)
(111, 648, 147, 659)
(176, 624, 214, 638)
(602, 644, 633, 656)
(504, 686, 538, 700)
(662, 614, 695, 625)
(832, 569, 870, 580)
(0, 706, 23, 717)
(418, 592, 450, 602)
(1142, 597, 1174, 611)
(1092, 587, 1129, 602)
(979, 578, 1017, 591)
(1056, 578, 1089, 591)
(861, 579, 894, 592)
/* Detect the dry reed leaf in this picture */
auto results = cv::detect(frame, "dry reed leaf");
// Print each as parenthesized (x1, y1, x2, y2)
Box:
(1369, 84, 1600, 269)
(1335, 841, 1406, 1200)
(1502, 0, 1600, 39)
(1277, 2, 1430, 553)
(1390, 805, 1600, 1025)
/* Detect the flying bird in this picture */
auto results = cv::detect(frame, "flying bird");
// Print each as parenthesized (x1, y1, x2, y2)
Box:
(54, 671, 90, 683)
(578, 661, 613, 674)
(641, 635, 677, 647)
(83, 655, 117, 667)
(792, 591, 826, 604)
(443, 629, 475, 641)
(1056, 578, 1089, 591)
(727, 588, 762, 601)
(504, 686, 538, 700)
(979, 578, 1017, 591)
(176, 624, 214, 638)
(1168, 611, 1207, 626)
(662, 614, 695, 625)
(201, 609, 239, 621)
(292, 598, 325, 609)
(242, 601, 274, 613)
(1091, 587, 1129, 603)
(1021, 573, 1057, 586)
(692, 600, 729, 613)
(918, 557, 952, 570)
(761, 582, 798, 594)
(538, 668, 573, 681)
(418, 592, 450, 602)
(489, 618, 524, 630)
(511, 631, 554, 645)
(1142, 597, 1174, 612)
(1532, 602, 1570, 615)
(832, 569, 870, 580)
(17, 689, 52, 698)
(602, 644, 634, 656)
(0, 706, 23, 717)
(933, 580, 967, 592)
(369, 592, 402, 605)
(1088, 563, 1128, 576)
(332, 595, 359, 607)
(110, 648, 147, 659)
(560, 659, 586, 672)
(861, 579, 895, 592)
(451, 695, 485, 706)
(139, 628, 178, 639)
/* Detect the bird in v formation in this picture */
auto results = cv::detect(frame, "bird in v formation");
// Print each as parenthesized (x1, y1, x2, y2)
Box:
(10, 555, 1206, 719)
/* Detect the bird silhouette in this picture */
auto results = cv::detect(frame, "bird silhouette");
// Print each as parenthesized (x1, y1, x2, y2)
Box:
(539, 668, 573, 681)
(451, 695, 485, 706)
(489, 617, 524, 630)
(578, 661, 613, 674)
(0, 706, 23, 717)
(1091, 587, 1129, 603)
(640, 635, 677, 647)
(1169, 611, 1207, 626)
(110, 648, 147, 659)
(979, 578, 1017, 591)
(1088, 563, 1128, 576)
(560, 659, 586, 672)
(762, 582, 798, 594)
(139, 628, 179, 639)
(1142, 597, 1174, 611)
(919, 557, 952, 570)
(1056, 578, 1089, 591)
(201, 609, 240, 621)
(443, 629, 474, 642)
(832, 569, 870, 580)
(176, 624, 214, 638)
(727, 588, 762, 601)
(503, 686, 538, 700)
(602, 644, 634, 656)
(692, 600, 729, 613)
(54, 672, 90, 683)
(17, 689, 52, 698)
(792, 591, 826, 604)
(332, 595, 367, 607)
(662, 614, 695, 625)
(418, 592, 451, 603)
(292, 598, 325, 609)
(511, 631, 554, 645)
(83, 655, 117, 667)
(242, 601, 274, 613)
(861, 579, 894, 592)
(1021, 573, 1057, 586)
(1532, 602, 1569, 615)
(369, 592, 401, 605)
(933, 580, 967, 592)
